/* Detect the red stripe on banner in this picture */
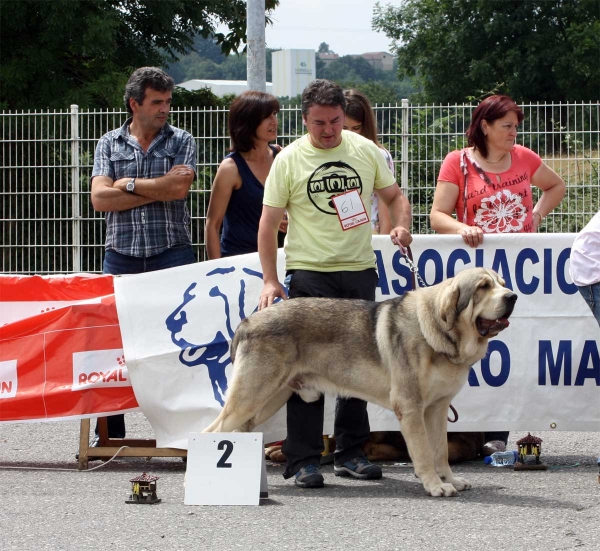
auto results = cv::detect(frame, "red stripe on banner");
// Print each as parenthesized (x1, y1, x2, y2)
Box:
(0, 294, 138, 422)
(0, 333, 47, 419)
(0, 274, 114, 302)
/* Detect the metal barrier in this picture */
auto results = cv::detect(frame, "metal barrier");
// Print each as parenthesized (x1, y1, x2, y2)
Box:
(1, 102, 598, 274)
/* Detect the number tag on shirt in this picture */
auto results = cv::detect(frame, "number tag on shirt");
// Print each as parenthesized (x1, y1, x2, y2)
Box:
(332, 189, 369, 230)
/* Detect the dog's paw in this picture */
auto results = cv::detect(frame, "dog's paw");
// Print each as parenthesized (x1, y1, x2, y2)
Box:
(427, 482, 458, 497)
(447, 476, 471, 491)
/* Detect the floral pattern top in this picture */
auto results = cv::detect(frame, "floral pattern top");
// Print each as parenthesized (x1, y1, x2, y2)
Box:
(437, 145, 543, 233)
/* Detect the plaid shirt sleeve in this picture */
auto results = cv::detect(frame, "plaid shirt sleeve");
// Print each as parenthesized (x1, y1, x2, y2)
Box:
(173, 131, 197, 175)
(91, 134, 116, 181)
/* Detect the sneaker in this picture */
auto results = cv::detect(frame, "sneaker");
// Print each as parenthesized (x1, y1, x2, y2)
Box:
(334, 457, 382, 480)
(294, 464, 324, 488)
(482, 440, 507, 457)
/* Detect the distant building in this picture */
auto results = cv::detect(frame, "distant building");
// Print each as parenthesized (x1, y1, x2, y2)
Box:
(354, 52, 395, 72)
(318, 50, 395, 71)
(176, 80, 274, 97)
(272, 49, 316, 98)
(317, 52, 339, 67)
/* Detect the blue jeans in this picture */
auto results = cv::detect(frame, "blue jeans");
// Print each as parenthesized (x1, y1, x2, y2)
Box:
(103, 245, 196, 275)
(98, 245, 196, 438)
(578, 283, 600, 328)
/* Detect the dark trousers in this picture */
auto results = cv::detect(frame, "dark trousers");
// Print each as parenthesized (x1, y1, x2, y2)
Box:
(97, 245, 196, 439)
(281, 268, 378, 478)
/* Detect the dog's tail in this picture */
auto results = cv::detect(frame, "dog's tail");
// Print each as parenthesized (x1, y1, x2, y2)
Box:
(229, 317, 250, 363)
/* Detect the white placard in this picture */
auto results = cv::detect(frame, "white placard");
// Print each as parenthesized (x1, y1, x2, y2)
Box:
(332, 189, 369, 230)
(184, 432, 268, 506)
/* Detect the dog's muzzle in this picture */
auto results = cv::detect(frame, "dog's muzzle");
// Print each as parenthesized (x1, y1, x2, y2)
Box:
(476, 292, 518, 337)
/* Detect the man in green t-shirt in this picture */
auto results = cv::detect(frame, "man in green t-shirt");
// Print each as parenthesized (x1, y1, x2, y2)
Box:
(258, 79, 413, 488)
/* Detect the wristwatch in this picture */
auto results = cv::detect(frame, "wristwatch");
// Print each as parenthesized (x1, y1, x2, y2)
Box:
(126, 178, 136, 193)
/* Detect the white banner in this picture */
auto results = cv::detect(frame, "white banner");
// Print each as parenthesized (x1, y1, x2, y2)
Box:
(114, 234, 600, 448)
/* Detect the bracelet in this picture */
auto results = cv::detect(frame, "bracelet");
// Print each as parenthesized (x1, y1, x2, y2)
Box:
(533, 212, 543, 223)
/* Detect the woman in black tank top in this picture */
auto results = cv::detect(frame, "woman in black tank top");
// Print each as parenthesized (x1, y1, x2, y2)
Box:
(205, 91, 287, 259)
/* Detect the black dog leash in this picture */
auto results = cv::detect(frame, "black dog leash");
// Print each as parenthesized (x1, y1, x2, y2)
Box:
(397, 243, 459, 424)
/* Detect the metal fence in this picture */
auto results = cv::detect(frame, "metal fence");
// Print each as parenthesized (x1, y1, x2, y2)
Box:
(1, 102, 598, 274)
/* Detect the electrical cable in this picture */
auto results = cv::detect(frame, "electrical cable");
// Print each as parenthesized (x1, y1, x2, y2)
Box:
(0, 446, 132, 472)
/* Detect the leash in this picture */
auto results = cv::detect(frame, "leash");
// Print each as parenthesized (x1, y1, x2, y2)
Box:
(397, 244, 427, 289)
(396, 243, 459, 424)
(448, 404, 459, 423)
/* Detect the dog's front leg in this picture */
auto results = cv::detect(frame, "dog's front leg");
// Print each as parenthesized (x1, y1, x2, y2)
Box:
(398, 409, 458, 497)
(424, 403, 470, 492)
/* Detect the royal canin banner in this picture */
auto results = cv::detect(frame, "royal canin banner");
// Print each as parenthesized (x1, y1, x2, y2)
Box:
(0, 275, 139, 422)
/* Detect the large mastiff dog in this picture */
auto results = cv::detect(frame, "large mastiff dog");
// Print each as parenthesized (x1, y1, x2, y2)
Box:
(204, 267, 517, 497)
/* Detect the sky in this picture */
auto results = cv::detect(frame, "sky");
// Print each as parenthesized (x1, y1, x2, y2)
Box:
(225, 0, 399, 56)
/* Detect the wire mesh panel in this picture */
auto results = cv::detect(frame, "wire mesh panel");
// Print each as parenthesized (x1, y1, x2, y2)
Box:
(1, 110, 72, 273)
(174, 106, 229, 260)
(1, 102, 598, 274)
(520, 102, 600, 233)
(77, 107, 131, 272)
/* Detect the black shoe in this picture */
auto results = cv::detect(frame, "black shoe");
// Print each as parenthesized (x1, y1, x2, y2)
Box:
(334, 457, 382, 480)
(294, 464, 324, 488)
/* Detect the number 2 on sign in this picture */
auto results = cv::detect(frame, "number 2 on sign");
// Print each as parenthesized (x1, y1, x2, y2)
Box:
(217, 440, 233, 468)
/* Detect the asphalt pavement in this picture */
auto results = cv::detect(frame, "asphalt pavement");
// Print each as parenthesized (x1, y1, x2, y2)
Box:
(1, 412, 599, 551)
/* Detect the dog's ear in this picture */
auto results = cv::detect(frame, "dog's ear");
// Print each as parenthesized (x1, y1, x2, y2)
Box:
(456, 277, 477, 317)
(440, 281, 460, 331)
(440, 276, 478, 331)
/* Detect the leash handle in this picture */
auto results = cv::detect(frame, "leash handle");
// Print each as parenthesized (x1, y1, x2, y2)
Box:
(448, 404, 459, 423)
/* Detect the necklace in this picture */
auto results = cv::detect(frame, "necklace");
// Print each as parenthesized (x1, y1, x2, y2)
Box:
(484, 152, 507, 164)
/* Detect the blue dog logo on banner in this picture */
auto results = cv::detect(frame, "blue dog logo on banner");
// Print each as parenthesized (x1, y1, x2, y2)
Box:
(165, 266, 263, 406)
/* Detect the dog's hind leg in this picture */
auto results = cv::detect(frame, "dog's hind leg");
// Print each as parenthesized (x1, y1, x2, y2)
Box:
(203, 400, 256, 433)
(250, 387, 293, 429)
(424, 401, 470, 492)
(203, 348, 288, 433)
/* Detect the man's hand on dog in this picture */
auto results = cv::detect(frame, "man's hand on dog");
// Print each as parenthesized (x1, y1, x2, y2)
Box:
(259, 280, 287, 310)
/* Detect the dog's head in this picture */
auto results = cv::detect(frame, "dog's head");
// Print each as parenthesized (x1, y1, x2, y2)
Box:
(440, 268, 517, 337)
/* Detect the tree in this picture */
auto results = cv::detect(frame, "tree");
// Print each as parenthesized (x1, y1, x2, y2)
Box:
(372, 0, 600, 102)
(192, 35, 230, 65)
(318, 42, 332, 54)
(321, 55, 380, 83)
(0, 0, 279, 109)
(354, 82, 405, 105)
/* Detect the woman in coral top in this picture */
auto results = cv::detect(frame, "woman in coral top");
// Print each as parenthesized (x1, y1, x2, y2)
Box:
(430, 94, 566, 455)
(430, 94, 565, 248)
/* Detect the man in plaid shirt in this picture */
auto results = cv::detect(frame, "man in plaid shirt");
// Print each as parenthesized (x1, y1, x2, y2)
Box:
(90, 66, 196, 443)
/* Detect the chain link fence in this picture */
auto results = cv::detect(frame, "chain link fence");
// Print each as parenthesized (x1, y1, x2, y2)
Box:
(2, 102, 598, 274)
